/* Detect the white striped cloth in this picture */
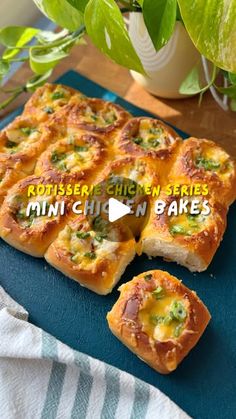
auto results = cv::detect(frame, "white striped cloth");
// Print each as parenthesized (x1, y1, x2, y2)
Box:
(0, 286, 190, 419)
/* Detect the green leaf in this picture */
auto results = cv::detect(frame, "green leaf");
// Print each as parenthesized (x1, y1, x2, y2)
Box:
(66, 0, 89, 12)
(0, 60, 10, 77)
(33, 0, 84, 31)
(230, 99, 236, 111)
(143, 0, 177, 51)
(26, 70, 53, 91)
(178, 0, 236, 73)
(180, 66, 217, 95)
(0, 26, 39, 60)
(36, 29, 68, 44)
(0, 26, 39, 47)
(30, 45, 70, 74)
(84, 0, 145, 74)
(216, 85, 236, 100)
(229, 73, 236, 85)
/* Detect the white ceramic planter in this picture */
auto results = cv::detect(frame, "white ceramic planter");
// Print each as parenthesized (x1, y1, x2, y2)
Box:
(128, 13, 202, 99)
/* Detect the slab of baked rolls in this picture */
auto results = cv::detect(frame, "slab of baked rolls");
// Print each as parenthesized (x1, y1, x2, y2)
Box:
(0, 82, 235, 292)
(107, 270, 211, 373)
(45, 215, 135, 295)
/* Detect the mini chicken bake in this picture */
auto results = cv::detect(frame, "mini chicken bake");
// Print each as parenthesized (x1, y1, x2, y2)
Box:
(107, 270, 211, 374)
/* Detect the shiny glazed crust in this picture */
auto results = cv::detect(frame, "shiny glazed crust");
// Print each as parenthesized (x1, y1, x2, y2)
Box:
(118, 117, 181, 157)
(0, 174, 71, 257)
(168, 137, 236, 206)
(107, 270, 211, 374)
(67, 98, 130, 138)
(45, 216, 136, 295)
(139, 195, 227, 272)
(35, 132, 107, 183)
(23, 83, 86, 123)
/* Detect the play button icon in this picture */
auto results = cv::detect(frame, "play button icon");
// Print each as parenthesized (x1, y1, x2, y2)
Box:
(108, 198, 131, 222)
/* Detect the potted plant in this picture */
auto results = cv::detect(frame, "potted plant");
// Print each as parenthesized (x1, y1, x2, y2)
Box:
(0, 0, 235, 111)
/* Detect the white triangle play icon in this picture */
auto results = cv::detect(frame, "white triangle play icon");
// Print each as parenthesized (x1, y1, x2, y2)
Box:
(108, 198, 131, 222)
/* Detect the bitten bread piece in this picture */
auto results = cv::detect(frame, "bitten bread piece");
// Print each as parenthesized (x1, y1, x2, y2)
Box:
(138, 195, 227, 272)
(0, 174, 71, 257)
(45, 215, 136, 295)
(168, 137, 236, 206)
(107, 270, 211, 374)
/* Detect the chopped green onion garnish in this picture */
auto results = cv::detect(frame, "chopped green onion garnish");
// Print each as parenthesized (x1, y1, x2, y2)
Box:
(195, 157, 221, 171)
(150, 315, 165, 325)
(84, 251, 96, 260)
(170, 301, 187, 321)
(76, 232, 90, 239)
(170, 225, 190, 236)
(51, 91, 65, 100)
(152, 286, 164, 300)
(74, 145, 89, 152)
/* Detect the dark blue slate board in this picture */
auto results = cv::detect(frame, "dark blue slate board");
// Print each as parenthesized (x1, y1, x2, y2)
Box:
(0, 71, 235, 419)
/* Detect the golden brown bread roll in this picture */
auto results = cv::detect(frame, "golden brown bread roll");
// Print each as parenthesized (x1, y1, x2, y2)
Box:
(107, 270, 211, 374)
(117, 117, 181, 156)
(138, 194, 227, 272)
(23, 83, 86, 123)
(168, 137, 236, 206)
(35, 131, 107, 183)
(0, 173, 71, 257)
(45, 215, 136, 295)
(67, 98, 131, 141)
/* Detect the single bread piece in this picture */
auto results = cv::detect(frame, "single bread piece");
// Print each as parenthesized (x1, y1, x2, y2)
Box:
(67, 98, 130, 142)
(23, 83, 86, 123)
(0, 174, 71, 257)
(138, 195, 227, 272)
(168, 137, 236, 206)
(35, 131, 107, 182)
(107, 270, 211, 374)
(45, 215, 136, 295)
(0, 115, 53, 174)
(117, 117, 181, 163)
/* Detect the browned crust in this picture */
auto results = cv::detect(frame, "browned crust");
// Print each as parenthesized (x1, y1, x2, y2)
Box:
(23, 83, 85, 123)
(67, 98, 130, 134)
(118, 117, 181, 158)
(0, 115, 54, 173)
(35, 132, 107, 183)
(0, 174, 72, 257)
(168, 137, 236, 206)
(107, 270, 211, 374)
(140, 194, 227, 268)
(45, 215, 136, 295)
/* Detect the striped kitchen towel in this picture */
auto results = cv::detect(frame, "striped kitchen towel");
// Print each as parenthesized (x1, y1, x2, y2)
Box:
(0, 286, 190, 419)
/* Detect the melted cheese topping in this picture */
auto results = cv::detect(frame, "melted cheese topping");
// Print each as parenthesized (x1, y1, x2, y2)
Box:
(79, 105, 117, 127)
(194, 145, 234, 180)
(169, 212, 209, 237)
(138, 291, 187, 341)
(2, 127, 41, 154)
(112, 161, 151, 184)
(131, 119, 174, 151)
(8, 193, 57, 229)
(58, 222, 120, 270)
(50, 142, 94, 173)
